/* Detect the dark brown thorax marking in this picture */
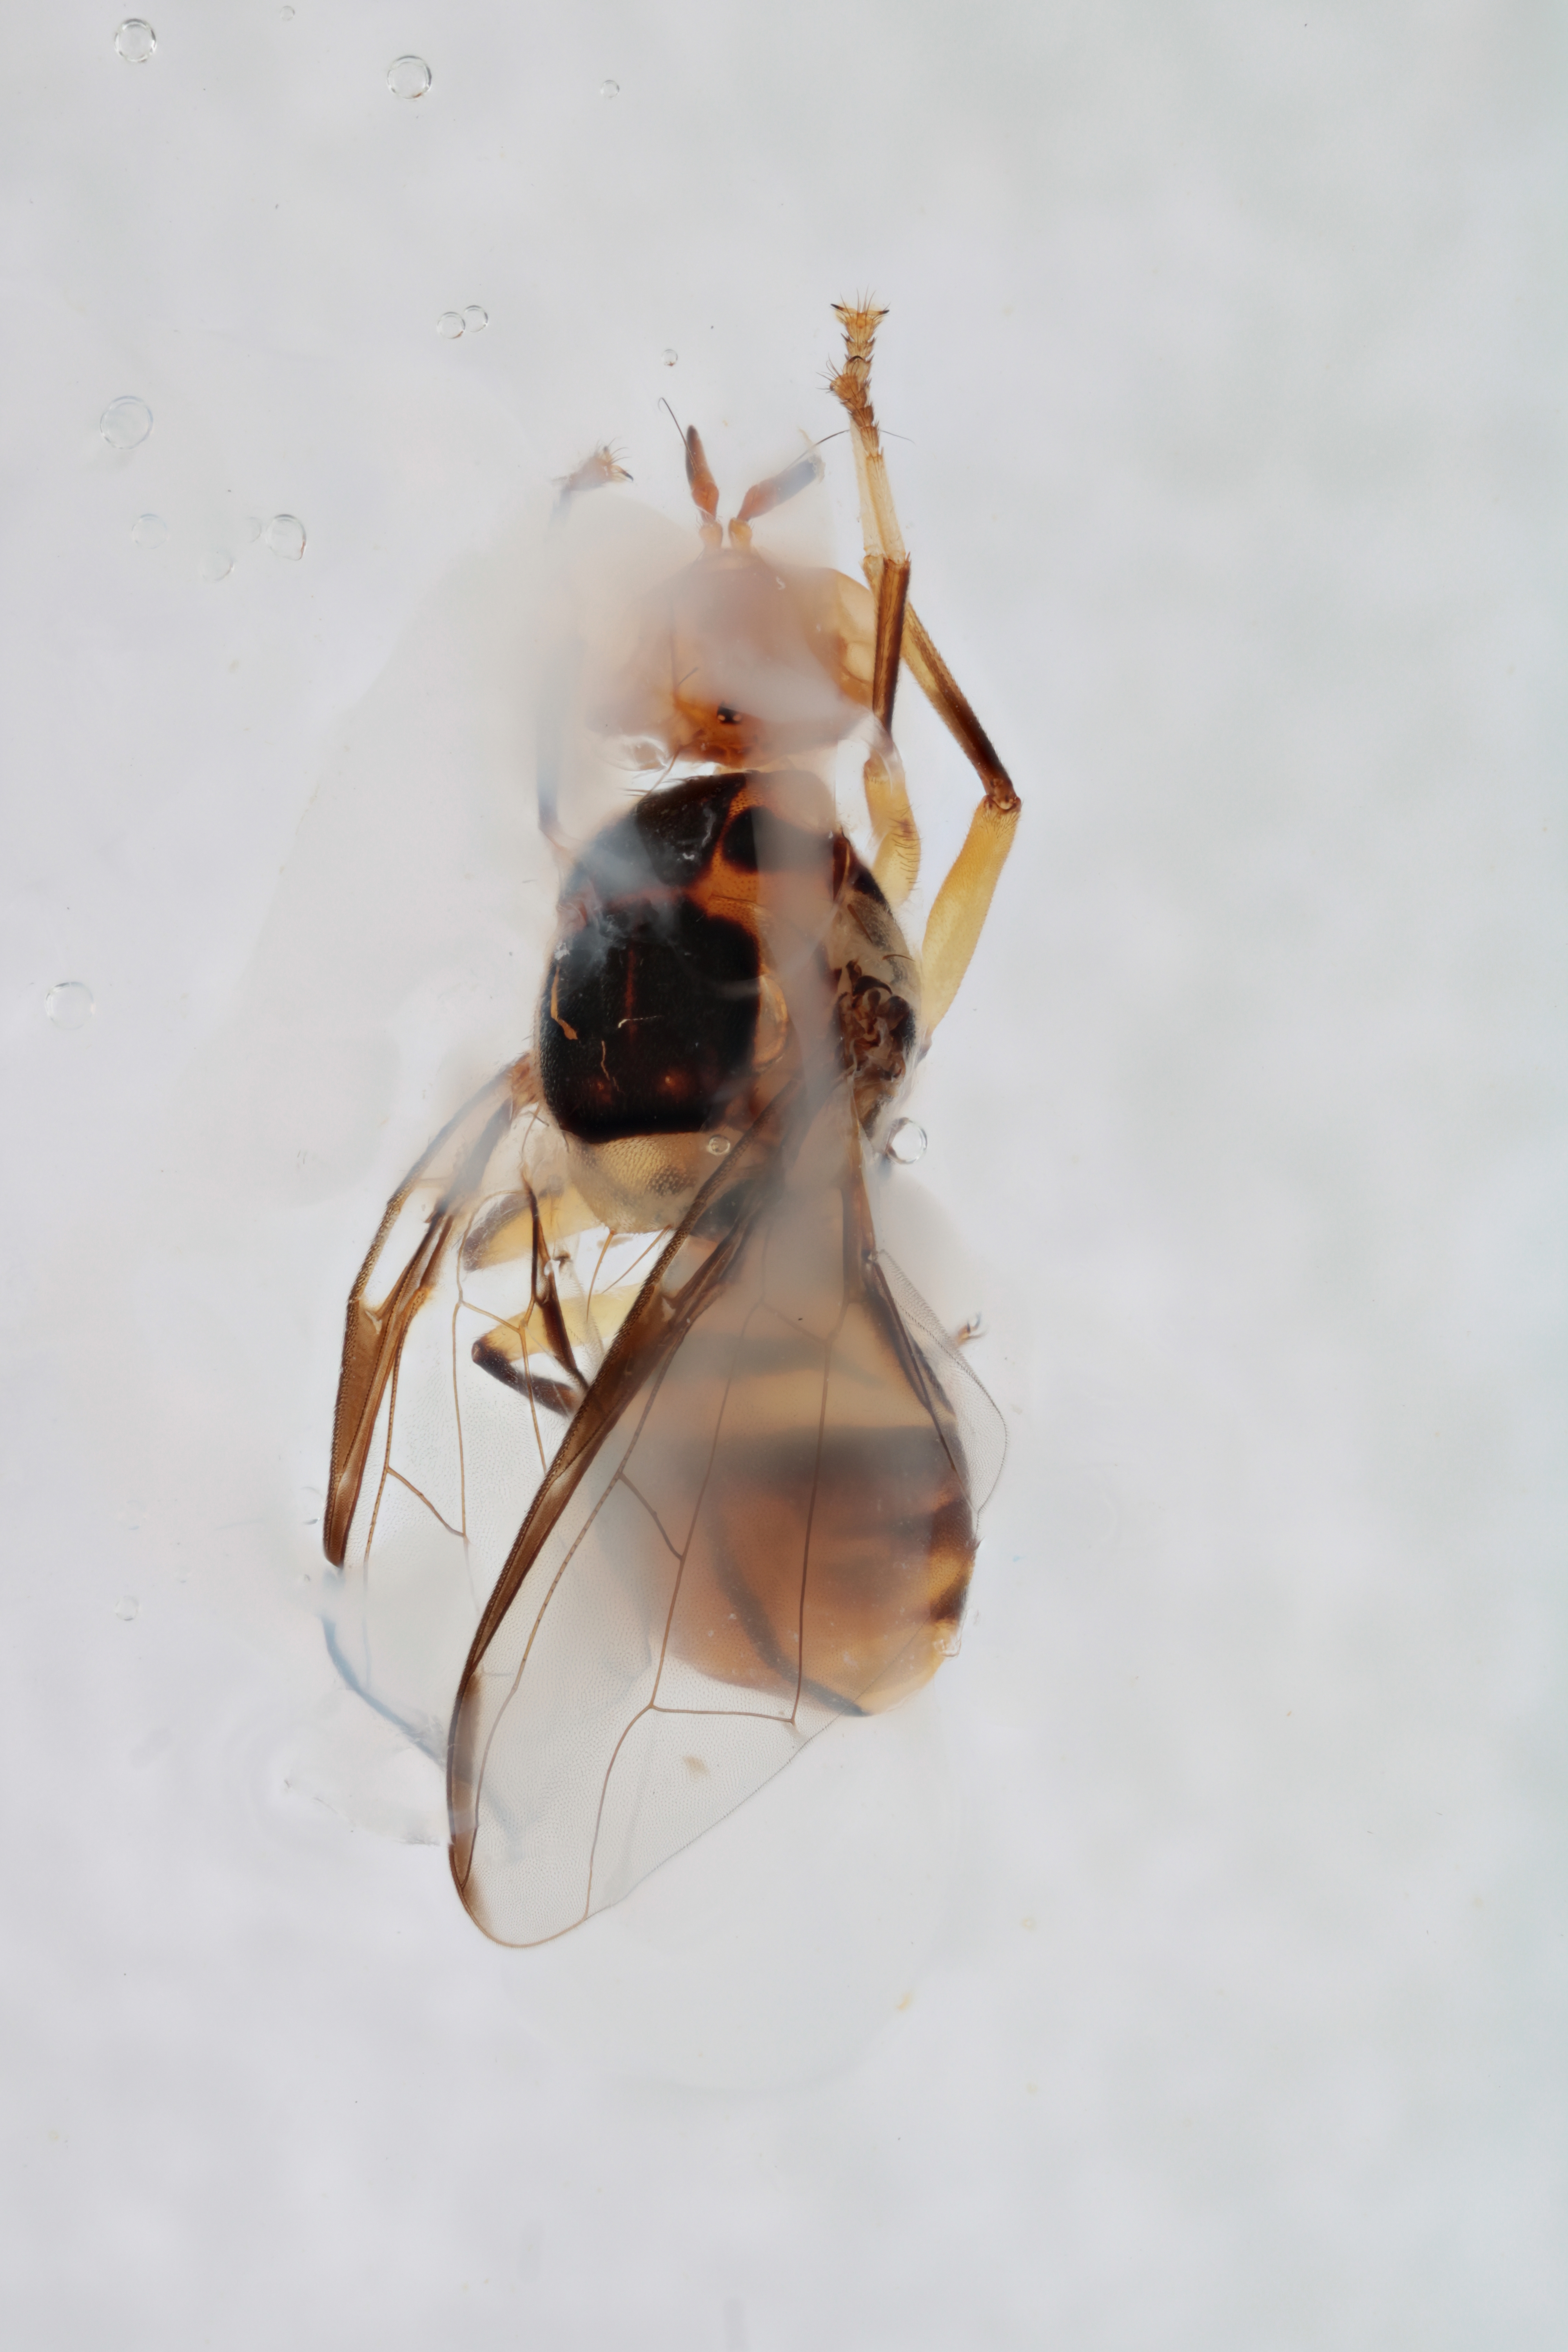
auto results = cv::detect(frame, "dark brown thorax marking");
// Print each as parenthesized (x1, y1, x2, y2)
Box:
(537, 767, 914, 1156)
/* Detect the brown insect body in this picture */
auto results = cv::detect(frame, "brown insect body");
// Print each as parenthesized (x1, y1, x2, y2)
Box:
(325, 304, 1020, 1945)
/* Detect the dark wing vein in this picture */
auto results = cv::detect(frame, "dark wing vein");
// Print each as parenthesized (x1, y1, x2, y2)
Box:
(325, 1060, 528, 1565)
(446, 1075, 1000, 1948)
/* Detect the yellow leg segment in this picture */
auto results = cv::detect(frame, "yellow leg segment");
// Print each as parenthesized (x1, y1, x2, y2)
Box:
(831, 298, 1022, 1029)
(918, 800, 1020, 1034)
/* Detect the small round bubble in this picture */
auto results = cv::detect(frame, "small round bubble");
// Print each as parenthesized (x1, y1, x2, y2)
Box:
(279, 3, 294, 16)
(704, 1135, 731, 1157)
(130, 512, 167, 550)
(387, 54, 431, 100)
(265, 514, 307, 560)
(435, 310, 464, 340)
(46, 981, 94, 1031)
(599, 78, 619, 99)
(115, 19, 156, 64)
(461, 304, 488, 334)
(662, 348, 678, 368)
(885, 1117, 927, 1165)
(198, 547, 233, 583)
(100, 395, 152, 451)
(114, 1595, 140, 1622)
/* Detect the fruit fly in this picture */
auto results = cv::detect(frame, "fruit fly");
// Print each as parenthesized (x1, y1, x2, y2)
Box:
(323, 301, 1021, 1947)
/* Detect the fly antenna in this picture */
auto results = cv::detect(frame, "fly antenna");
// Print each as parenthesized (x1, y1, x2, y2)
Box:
(671, 412, 721, 543)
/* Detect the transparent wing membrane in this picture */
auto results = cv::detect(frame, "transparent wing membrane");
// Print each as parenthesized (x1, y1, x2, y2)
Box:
(449, 1082, 998, 1947)
(323, 1060, 675, 1747)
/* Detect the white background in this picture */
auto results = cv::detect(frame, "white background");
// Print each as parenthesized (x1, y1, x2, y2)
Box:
(2, 3, 1563, 2347)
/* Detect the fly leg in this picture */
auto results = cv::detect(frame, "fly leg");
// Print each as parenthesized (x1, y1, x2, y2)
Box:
(831, 299, 1021, 1032)
(862, 552, 919, 909)
(831, 302, 919, 907)
(898, 605, 1020, 1031)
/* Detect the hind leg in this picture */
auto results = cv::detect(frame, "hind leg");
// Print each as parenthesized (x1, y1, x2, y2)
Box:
(830, 301, 1020, 1032)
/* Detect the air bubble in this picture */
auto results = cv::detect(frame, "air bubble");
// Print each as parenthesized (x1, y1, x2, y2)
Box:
(662, 348, 678, 368)
(114, 19, 156, 64)
(885, 1117, 926, 1165)
(435, 310, 464, 340)
(265, 514, 307, 560)
(114, 1595, 140, 1622)
(387, 54, 431, 100)
(198, 547, 233, 583)
(599, 78, 619, 99)
(279, 3, 294, 16)
(461, 304, 488, 334)
(46, 981, 94, 1031)
(704, 1135, 731, 1157)
(100, 395, 152, 451)
(130, 512, 167, 550)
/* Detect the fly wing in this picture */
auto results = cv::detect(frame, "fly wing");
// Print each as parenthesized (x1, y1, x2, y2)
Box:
(877, 1252, 1008, 1510)
(448, 1078, 1003, 1947)
(324, 1058, 533, 1570)
(323, 1055, 604, 1750)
